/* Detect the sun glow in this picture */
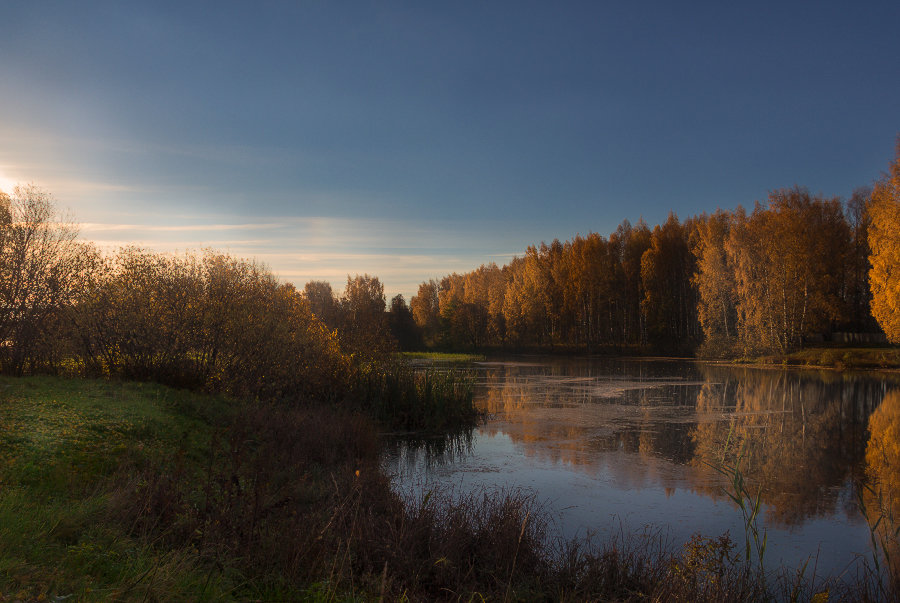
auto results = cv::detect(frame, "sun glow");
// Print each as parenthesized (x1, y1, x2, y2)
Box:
(0, 171, 18, 196)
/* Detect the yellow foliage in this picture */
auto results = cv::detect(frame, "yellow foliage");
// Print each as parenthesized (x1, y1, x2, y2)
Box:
(868, 140, 900, 343)
(726, 189, 848, 353)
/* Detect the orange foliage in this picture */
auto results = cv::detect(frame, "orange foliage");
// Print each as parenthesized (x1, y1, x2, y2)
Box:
(868, 140, 900, 343)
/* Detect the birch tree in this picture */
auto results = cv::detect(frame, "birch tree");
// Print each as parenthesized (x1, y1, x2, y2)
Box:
(869, 141, 900, 342)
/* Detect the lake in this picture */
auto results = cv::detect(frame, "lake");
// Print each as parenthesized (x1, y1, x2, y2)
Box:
(384, 357, 900, 580)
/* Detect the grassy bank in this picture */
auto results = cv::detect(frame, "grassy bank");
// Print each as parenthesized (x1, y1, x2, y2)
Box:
(1, 376, 893, 601)
(0, 378, 226, 599)
(0, 376, 394, 600)
(399, 351, 486, 363)
(743, 345, 900, 371)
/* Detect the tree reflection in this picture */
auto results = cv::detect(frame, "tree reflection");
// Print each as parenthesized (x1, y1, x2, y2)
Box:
(472, 362, 702, 490)
(689, 366, 881, 526)
(862, 389, 900, 583)
(467, 361, 891, 528)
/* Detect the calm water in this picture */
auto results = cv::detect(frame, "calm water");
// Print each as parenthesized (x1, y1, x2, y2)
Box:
(384, 357, 900, 578)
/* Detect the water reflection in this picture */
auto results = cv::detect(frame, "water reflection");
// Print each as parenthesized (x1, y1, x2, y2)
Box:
(689, 366, 881, 526)
(382, 428, 475, 473)
(863, 389, 900, 582)
(385, 357, 899, 576)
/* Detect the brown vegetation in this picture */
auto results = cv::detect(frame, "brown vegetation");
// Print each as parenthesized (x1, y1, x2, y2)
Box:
(0, 185, 98, 374)
(103, 391, 886, 601)
(72, 247, 346, 400)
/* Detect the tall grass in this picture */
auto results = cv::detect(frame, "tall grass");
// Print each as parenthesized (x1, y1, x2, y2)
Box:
(351, 361, 481, 432)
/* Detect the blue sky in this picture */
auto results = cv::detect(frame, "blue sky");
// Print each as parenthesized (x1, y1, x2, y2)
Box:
(1, 1, 898, 299)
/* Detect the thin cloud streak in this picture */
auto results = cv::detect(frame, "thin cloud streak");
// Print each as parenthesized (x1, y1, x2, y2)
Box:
(77, 216, 528, 300)
(80, 222, 286, 232)
(79, 215, 537, 251)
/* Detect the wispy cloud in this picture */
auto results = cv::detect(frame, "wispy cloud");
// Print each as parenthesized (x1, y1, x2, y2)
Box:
(80, 222, 285, 232)
(77, 215, 528, 299)
(79, 214, 529, 250)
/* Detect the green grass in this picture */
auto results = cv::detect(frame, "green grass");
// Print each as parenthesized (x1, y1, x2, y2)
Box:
(0, 376, 235, 601)
(399, 351, 486, 363)
(0, 369, 482, 601)
(0, 375, 397, 601)
(745, 345, 900, 370)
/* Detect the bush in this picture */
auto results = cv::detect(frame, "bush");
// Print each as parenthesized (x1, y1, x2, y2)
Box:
(72, 249, 347, 403)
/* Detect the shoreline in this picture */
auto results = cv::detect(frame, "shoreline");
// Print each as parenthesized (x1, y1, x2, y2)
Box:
(409, 344, 900, 373)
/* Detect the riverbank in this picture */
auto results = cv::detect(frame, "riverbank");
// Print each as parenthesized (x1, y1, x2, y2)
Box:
(399, 351, 486, 363)
(1, 375, 893, 601)
(412, 342, 900, 372)
(740, 345, 900, 371)
(0, 376, 395, 600)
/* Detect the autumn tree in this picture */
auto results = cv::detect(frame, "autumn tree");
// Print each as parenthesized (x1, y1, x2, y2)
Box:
(437, 273, 467, 347)
(339, 274, 395, 359)
(693, 210, 738, 355)
(432, 270, 490, 349)
(0, 184, 99, 373)
(0, 190, 9, 226)
(610, 220, 651, 345)
(196, 252, 344, 400)
(843, 187, 877, 332)
(76, 248, 345, 399)
(480, 263, 507, 345)
(727, 188, 850, 352)
(414, 183, 866, 357)
(388, 294, 423, 351)
(541, 240, 567, 342)
(640, 213, 699, 349)
(566, 234, 611, 347)
(410, 279, 441, 346)
(502, 252, 550, 346)
(304, 280, 340, 330)
(74, 247, 205, 383)
(869, 141, 900, 343)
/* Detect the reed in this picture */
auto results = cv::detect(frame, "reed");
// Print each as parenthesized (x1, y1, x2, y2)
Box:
(704, 424, 769, 570)
(350, 361, 481, 431)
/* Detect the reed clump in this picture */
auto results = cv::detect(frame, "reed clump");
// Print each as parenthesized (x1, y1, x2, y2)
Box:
(351, 361, 480, 431)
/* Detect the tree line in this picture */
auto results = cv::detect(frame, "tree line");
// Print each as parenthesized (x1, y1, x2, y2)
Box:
(1, 141, 898, 379)
(410, 142, 900, 355)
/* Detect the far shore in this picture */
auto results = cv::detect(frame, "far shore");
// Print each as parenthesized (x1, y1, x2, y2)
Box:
(402, 344, 900, 373)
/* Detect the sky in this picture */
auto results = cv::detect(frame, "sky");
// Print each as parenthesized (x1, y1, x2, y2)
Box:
(1, 1, 899, 300)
